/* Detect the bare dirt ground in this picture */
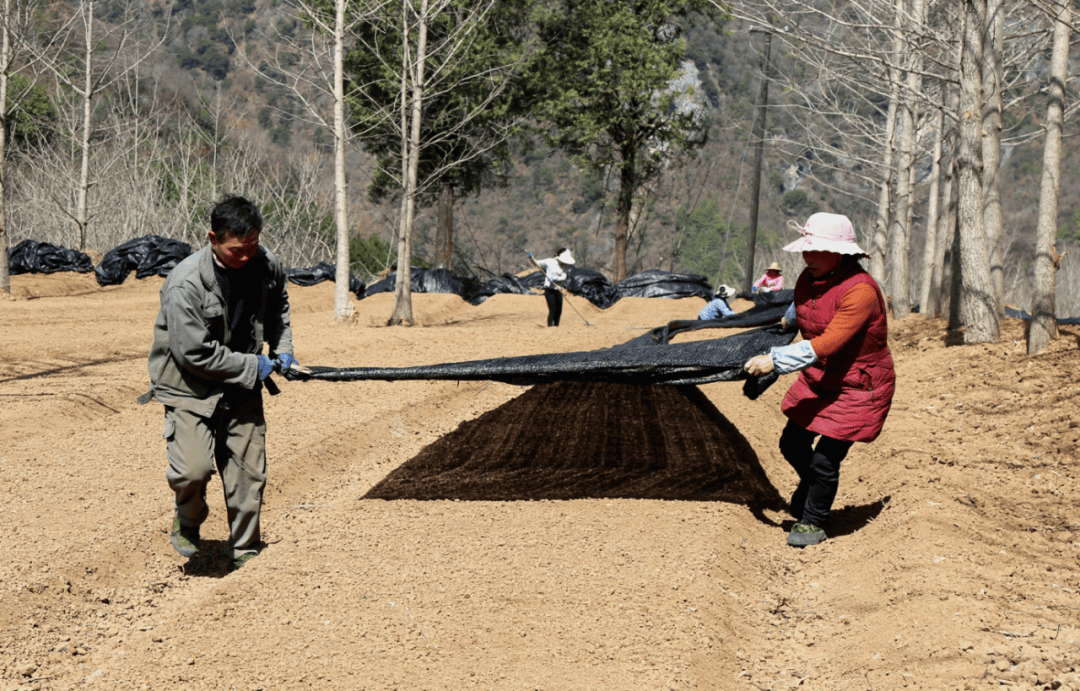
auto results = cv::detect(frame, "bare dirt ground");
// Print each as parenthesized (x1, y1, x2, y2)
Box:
(2, 271, 1079, 691)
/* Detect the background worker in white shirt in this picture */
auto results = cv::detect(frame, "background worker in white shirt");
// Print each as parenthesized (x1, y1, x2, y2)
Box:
(528, 248, 576, 327)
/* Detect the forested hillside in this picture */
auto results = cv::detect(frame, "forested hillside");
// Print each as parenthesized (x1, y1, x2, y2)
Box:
(5, 0, 1080, 315)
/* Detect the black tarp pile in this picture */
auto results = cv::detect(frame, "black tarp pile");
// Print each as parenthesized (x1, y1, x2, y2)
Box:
(289, 320, 795, 397)
(363, 267, 483, 301)
(1005, 305, 1080, 325)
(615, 269, 714, 301)
(468, 273, 537, 305)
(8, 240, 94, 275)
(510, 268, 716, 308)
(563, 267, 622, 308)
(95, 235, 193, 287)
(285, 261, 366, 297)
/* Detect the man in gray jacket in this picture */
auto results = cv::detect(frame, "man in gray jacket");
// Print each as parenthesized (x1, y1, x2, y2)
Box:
(140, 195, 298, 571)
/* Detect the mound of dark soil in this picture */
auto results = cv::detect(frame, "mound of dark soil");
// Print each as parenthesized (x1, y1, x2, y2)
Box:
(365, 381, 782, 503)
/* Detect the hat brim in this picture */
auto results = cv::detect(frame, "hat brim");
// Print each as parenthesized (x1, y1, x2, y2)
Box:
(782, 236, 868, 256)
(556, 251, 575, 265)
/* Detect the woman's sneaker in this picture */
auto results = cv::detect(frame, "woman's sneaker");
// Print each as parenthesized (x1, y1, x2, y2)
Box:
(787, 522, 826, 547)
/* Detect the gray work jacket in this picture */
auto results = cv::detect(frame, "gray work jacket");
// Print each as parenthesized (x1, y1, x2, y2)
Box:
(140, 244, 293, 417)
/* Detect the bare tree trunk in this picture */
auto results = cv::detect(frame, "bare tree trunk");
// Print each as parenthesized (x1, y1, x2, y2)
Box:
(934, 48, 963, 321)
(612, 138, 635, 283)
(76, 0, 94, 251)
(391, 0, 429, 326)
(1028, 2, 1070, 355)
(0, 0, 10, 295)
(888, 0, 924, 318)
(434, 182, 453, 270)
(743, 29, 770, 294)
(332, 0, 353, 321)
(947, 202, 962, 331)
(871, 0, 903, 285)
(956, 0, 998, 344)
(982, 0, 1005, 316)
(919, 80, 946, 316)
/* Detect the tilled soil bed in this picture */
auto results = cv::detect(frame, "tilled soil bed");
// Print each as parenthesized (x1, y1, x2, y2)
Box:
(2, 272, 1079, 691)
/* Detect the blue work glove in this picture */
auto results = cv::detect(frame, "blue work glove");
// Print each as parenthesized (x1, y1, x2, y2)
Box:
(527, 252, 533, 258)
(256, 354, 275, 381)
(276, 353, 299, 372)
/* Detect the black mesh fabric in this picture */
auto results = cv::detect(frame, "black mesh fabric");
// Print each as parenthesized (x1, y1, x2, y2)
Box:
(293, 323, 795, 389)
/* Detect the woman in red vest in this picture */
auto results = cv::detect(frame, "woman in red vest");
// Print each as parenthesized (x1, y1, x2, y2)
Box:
(744, 213, 895, 547)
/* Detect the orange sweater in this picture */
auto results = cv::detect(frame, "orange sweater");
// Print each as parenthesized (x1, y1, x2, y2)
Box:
(807, 283, 880, 358)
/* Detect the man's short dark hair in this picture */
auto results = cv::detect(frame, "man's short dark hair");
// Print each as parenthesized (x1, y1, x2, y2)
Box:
(210, 196, 263, 240)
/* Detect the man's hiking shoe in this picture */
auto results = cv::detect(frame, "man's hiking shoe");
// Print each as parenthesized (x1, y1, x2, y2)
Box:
(231, 553, 257, 572)
(170, 517, 201, 558)
(787, 522, 826, 547)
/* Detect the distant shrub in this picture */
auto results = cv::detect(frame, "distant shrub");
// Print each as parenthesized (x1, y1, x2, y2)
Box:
(781, 189, 818, 217)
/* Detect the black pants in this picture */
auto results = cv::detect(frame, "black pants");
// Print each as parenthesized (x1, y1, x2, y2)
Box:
(778, 420, 854, 527)
(544, 287, 563, 327)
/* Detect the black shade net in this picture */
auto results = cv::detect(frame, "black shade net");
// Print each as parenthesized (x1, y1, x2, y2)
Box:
(290, 321, 795, 395)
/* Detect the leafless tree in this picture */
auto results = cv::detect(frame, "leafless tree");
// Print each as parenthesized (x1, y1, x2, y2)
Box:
(345, 0, 530, 325)
(918, 77, 948, 315)
(982, 0, 1005, 315)
(1028, 0, 1071, 354)
(0, 0, 14, 294)
(888, 0, 926, 318)
(236, 0, 388, 320)
(873, 0, 904, 286)
(956, 0, 999, 343)
(0, 0, 47, 294)
(29, 0, 170, 251)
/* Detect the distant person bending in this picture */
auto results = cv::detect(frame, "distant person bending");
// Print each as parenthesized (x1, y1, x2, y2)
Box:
(753, 262, 785, 292)
(698, 284, 737, 320)
(528, 248, 575, 327)
(744, 213, 895, 548)
(140, 195, 301, 572)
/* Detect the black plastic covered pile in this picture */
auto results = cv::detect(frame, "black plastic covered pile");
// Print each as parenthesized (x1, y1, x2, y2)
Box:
(363, 267, 482, 301)
(95, 235, 193, 287)
(1005, 305, 1080, 326)
(468, 273, 537, 305)
(615, 269, 714, 301)
(285, 261, 366, 297)
(9, 240, 94, 275)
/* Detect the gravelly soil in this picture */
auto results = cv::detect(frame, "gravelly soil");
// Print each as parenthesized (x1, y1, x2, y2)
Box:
(2, 271, 1079, 691)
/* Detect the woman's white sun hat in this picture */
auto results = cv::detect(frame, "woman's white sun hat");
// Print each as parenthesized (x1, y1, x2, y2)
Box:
(782, 213, 868, 256)
(556, 249, 576, 265)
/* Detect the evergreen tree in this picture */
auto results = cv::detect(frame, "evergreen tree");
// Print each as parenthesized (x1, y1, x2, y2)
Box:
(529, 0, 726, 281)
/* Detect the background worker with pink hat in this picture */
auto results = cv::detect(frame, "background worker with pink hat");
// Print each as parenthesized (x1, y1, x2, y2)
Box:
(744, 212, 896, 548)
(752, 261, 785, 292)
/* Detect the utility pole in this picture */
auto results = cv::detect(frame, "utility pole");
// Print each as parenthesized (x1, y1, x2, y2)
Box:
(743, 29, 772, 293)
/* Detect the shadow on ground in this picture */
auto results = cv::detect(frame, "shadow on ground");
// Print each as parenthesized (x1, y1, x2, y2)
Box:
(364, 381, 784, 504)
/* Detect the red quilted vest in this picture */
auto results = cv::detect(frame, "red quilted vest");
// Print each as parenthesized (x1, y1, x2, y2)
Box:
(780, 263, 895, 442)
